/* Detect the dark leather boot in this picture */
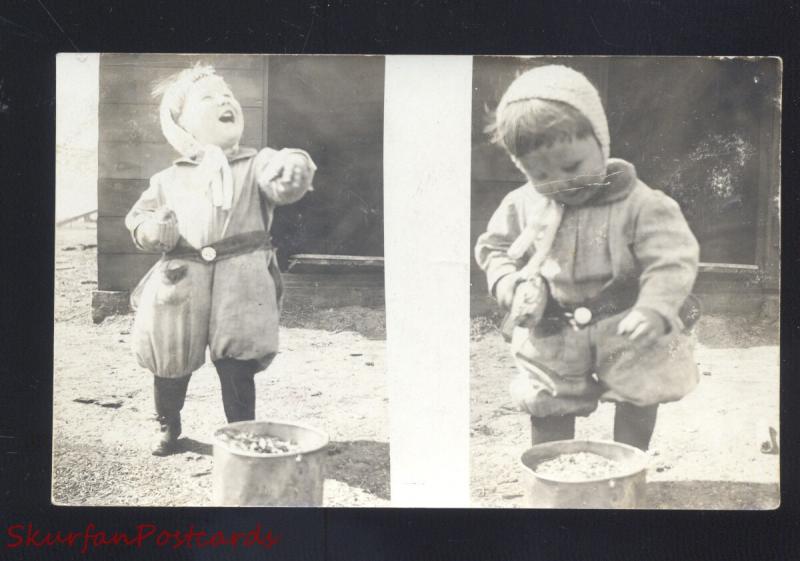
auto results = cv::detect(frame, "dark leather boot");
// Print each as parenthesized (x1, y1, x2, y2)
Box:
(530, 414, 576, 445)
(152, 414, 182, 456)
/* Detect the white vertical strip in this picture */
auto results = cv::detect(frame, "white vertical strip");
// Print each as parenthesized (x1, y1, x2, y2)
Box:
(53, 53, 99, 503)
(384, 56, 473, 507)
(55, 53, 99, 222)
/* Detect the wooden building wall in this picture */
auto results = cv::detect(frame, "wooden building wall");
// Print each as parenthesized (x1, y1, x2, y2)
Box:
(97, 54, 384, 293)
(470, 57, 781, 307)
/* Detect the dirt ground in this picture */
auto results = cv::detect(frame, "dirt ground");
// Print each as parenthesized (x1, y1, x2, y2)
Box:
(53, 222, 389, 507)
(470, 307, 780, 509)
(53, 222, 781, 509)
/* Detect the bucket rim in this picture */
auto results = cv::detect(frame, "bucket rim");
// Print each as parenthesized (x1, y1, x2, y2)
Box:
(520, 439, 649, 484)
(213, 418, 330, 459)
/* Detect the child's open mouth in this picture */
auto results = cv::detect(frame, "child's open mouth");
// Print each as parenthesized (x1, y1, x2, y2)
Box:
(218, 109, 236, 123)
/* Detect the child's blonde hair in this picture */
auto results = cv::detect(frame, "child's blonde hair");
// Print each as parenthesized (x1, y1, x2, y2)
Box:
(152, 62, 219, 120)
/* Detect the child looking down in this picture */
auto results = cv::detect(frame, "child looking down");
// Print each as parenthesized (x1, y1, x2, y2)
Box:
(475, 65, 700, 451)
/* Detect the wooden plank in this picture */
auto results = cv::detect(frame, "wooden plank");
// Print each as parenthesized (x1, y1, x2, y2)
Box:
(99, 251, 387, 293)
(101, 219, 384, 259)
(98, 131, 262, 180)
(698, 262, 760, 273)
(98, 216, 153, 255)
(283, 286, 384, 309)
(282, 272, 384, 286)
(282, 272, 385, 309)
(101, 53, 264, 70)
(99, 142, 176, 180)
(290, 254, 384, 262)
(98, 142, 383, 185)
(99, 104, 263, 144)
(287, 254, 384, 273)
(98, 178, 149, 217)
(98, 252, 160, 291)
(100, 65, 265, 107)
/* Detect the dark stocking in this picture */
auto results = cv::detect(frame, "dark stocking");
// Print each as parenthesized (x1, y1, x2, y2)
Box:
(613, 402, 659, 451)
(530, 414, 576, 445)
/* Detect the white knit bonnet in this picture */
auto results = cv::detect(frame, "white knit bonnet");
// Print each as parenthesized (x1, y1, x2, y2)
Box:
(497, 64, 610, 162)
(153, 64, 235, 211)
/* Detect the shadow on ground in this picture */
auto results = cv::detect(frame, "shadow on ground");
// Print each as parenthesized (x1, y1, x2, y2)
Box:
(325, 440, 390, 500)
(645, 480, 779, 509)
(179, 438, 213, 456)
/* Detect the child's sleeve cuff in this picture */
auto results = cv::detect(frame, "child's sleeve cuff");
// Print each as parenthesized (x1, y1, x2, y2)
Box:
(487, 265, 521, 297)
(281, 148, 318, 173)
(125, 214, 152, 251)
(635, 301, 680, 333)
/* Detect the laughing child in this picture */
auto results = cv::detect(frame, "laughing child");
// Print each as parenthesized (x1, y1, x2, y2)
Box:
(475, 65, 700, 451)
(125, 63, 317, 456)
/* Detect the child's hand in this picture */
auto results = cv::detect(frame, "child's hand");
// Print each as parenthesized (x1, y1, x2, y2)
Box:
(495, 274, 519, 309)
(510, 276, 548, 328)
(279, 152, 313, 191)
(617, 308, 668, 346)
(262, 152, 313, 194)
(137, 208, 179, 252)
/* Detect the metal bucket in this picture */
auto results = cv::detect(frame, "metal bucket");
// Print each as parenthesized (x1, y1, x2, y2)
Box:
(212, 420, 329, 506)
(520, 440, 649, 509)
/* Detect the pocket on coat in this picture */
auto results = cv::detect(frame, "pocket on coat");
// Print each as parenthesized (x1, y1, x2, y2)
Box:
(155, 260, 192, 306)
(515, 325, 593, 380)
(596, 330, 699, 406)
(131, 259, 211, 377)
(529, 325, 565, 360)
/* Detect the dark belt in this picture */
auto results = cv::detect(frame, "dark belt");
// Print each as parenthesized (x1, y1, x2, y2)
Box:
(538, 294, 635, 334)
(538, 292, 701, 334)
(165, 231, 273, 264)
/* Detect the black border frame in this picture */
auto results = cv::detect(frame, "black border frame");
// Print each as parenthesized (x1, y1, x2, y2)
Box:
(1, 1, 797, 559)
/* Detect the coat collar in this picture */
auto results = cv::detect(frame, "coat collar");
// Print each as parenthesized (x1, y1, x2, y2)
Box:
(174, 146, 258, 166)
(591, 158, 638, 205)
(525, 157, 638, 206)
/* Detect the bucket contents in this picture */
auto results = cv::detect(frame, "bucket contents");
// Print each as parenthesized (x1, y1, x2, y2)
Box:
(217, 430, 302, 455)
(534, 452, 629, 481)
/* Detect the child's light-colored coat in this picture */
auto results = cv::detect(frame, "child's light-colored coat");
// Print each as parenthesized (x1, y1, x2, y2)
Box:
(475, 159, 701, 416)
(126, 147, 312, 378)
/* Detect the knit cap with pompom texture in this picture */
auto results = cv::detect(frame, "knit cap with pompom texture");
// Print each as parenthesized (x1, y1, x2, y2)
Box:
(497, 64, 610, 162)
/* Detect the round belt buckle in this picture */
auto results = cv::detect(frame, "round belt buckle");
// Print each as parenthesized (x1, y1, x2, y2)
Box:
(573, 307, 592, 326)
(200, 246, 217, 262)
